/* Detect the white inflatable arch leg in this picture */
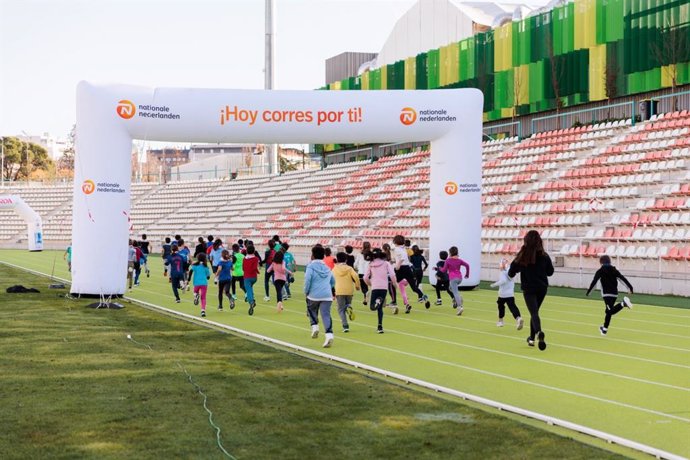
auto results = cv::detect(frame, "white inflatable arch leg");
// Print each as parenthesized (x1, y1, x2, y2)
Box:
(0, 195, 43, 251)
(73, 82, 482, 295)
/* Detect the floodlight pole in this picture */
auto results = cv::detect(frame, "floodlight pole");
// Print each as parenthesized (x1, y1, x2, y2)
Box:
(265, 0, 278, 175)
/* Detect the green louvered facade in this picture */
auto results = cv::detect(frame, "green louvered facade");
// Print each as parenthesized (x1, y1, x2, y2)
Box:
(325, 0, 690, 124)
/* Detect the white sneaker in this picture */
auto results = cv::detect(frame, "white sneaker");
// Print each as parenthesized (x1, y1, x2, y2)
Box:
(516, 317, 524, 330)
(456, 306, 464, 316)
(310, 325, 319, 339)
(497, 319, 504, 327)
(323, 333, 334, 348)
(623, 296, 633, 309)
(263, 296, 270, 301)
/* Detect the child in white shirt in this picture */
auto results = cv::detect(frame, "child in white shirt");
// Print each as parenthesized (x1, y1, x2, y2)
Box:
(490, 258, 524, 330)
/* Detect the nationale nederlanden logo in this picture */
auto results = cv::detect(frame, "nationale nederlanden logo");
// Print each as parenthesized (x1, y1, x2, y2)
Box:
(116, 100, 136, 119)
(400, 107, 417, 125)
(82, 179, 96, 194)
(444, 181, 459, 195)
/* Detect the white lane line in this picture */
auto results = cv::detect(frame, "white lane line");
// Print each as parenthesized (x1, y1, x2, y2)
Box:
(250, 303, 690, 392)
(247, 314, 690, 424)
(455, 295, 690, 335)
(467, 288, 690, 319)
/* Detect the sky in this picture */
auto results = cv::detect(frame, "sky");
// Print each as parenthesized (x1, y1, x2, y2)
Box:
(0, 0, 417, 140)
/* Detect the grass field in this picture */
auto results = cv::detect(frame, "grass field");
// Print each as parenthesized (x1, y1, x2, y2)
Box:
(1, 249, 689, 458)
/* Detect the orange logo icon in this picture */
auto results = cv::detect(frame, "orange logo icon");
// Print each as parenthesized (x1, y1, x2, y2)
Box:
(116, 100, 136, 119)
(444, 181, 458, 195)
(400, 107, 417, 125)
(82, 180, 95, 194)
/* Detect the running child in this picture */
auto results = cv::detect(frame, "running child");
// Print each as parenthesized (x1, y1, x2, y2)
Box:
(214, 249, 234, 311)
(409, 245, 428, 287)
(267, 251, 292, 313)
(177, 239, 191, 289)
(281, 243, 296, 299)
(586, 255, 634, 336)
(243, 244, 260, 315)
(354, 242, 372, 306)
(231, 243, 245, 299)
(345, 245, 356, 268)
(364, 248, 398, 332)
(140, 234, 150, 277)
(188, 253, 211, 317)
(490, 258, 524, 329)
(508, 230, 554, 351)
(263, 240, 276, 301)
(209, 239, 224, 274)
(64, 245, 72, 272)
(392, 235, 429, 313)
(436, 246, 470, 316)
(433, 251, 455, 306)
(164, 244, 185, 303)
(323, 247, 336, 270)
(382, 243, 397, 309)
(333, 252, 360, 332)
(127, 240, 136, 290)
(304, 245, 336, 347)
(162, 237, 172, 275)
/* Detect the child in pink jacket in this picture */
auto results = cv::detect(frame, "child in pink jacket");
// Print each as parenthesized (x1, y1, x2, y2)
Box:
(364, 248, 398, 333)
(436, 246, 470, 316)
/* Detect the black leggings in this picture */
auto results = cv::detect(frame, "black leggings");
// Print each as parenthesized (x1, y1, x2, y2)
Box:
(358, 274, 369, 302)
(264, 269, 274, 297)
(218, 279, 231, 307)
(395, 265, 424, 298)
(388, 280, 397, 304)
(274, 279, 285, 302)
(232, 275, 245, 295)
(522, 290, 547, 340)
(435, 280, 454, 301)
(413, 268, 424, 286)
(603, 296, 624, 328)
(369, 289, 387, 327)
(497, 297, 522, 319)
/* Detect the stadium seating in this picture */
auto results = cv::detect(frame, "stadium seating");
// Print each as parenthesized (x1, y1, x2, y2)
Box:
(1, 113, 689, 283)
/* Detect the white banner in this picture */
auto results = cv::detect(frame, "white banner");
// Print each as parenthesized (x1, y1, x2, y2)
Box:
(0, 195, 43, 251)
(72, 82, 482, 295)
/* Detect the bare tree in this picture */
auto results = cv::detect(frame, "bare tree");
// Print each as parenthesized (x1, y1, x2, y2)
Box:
(650, 19, 690, 111)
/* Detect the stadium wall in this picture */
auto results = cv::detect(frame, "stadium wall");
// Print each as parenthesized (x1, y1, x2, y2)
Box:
(324, 0, 690, 126)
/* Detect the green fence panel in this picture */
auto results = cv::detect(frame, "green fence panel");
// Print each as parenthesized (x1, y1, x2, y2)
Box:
(428, 48, 440, 89)
(416, 53, 428, 89)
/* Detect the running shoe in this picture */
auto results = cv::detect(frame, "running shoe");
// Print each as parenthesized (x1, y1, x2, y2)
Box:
(229, 299, 235, 310)
(377, 326, 384, 334)
(456, 306, 464, 316)
(322, 335, 333, 348)
(497, 319, 504, 327)
(218, 306, 223, 312)
(391, 306, 399, 315)
(537, 331, 547, 351)
(435, 299, 442, 306)
(175, 299, 181, 304)
(200, 310, 206, 318)
(405, 304, 412, 314)
(311, 325, 319, 338)
(516, 317, 524, 330)
(264, 296, 270, 301)
(193, 293, 200, 306)
(527, 337, 534, 346)
(623, 296, 633, 309)
(248, 302, 255, 316)
(346, 306, 355, 321)
(599, 326, 607, 336)
(342, 327, 349, 333)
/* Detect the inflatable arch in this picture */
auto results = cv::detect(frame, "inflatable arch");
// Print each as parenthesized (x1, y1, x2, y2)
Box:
(73, 82, 482, 295)
(0, 195, 43, 251)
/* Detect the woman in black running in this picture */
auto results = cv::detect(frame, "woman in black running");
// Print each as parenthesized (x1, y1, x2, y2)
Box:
(508, 230, 554, 351)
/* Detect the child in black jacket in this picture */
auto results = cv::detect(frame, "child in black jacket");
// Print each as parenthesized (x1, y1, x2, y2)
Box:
(586, 255, 634, 336)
